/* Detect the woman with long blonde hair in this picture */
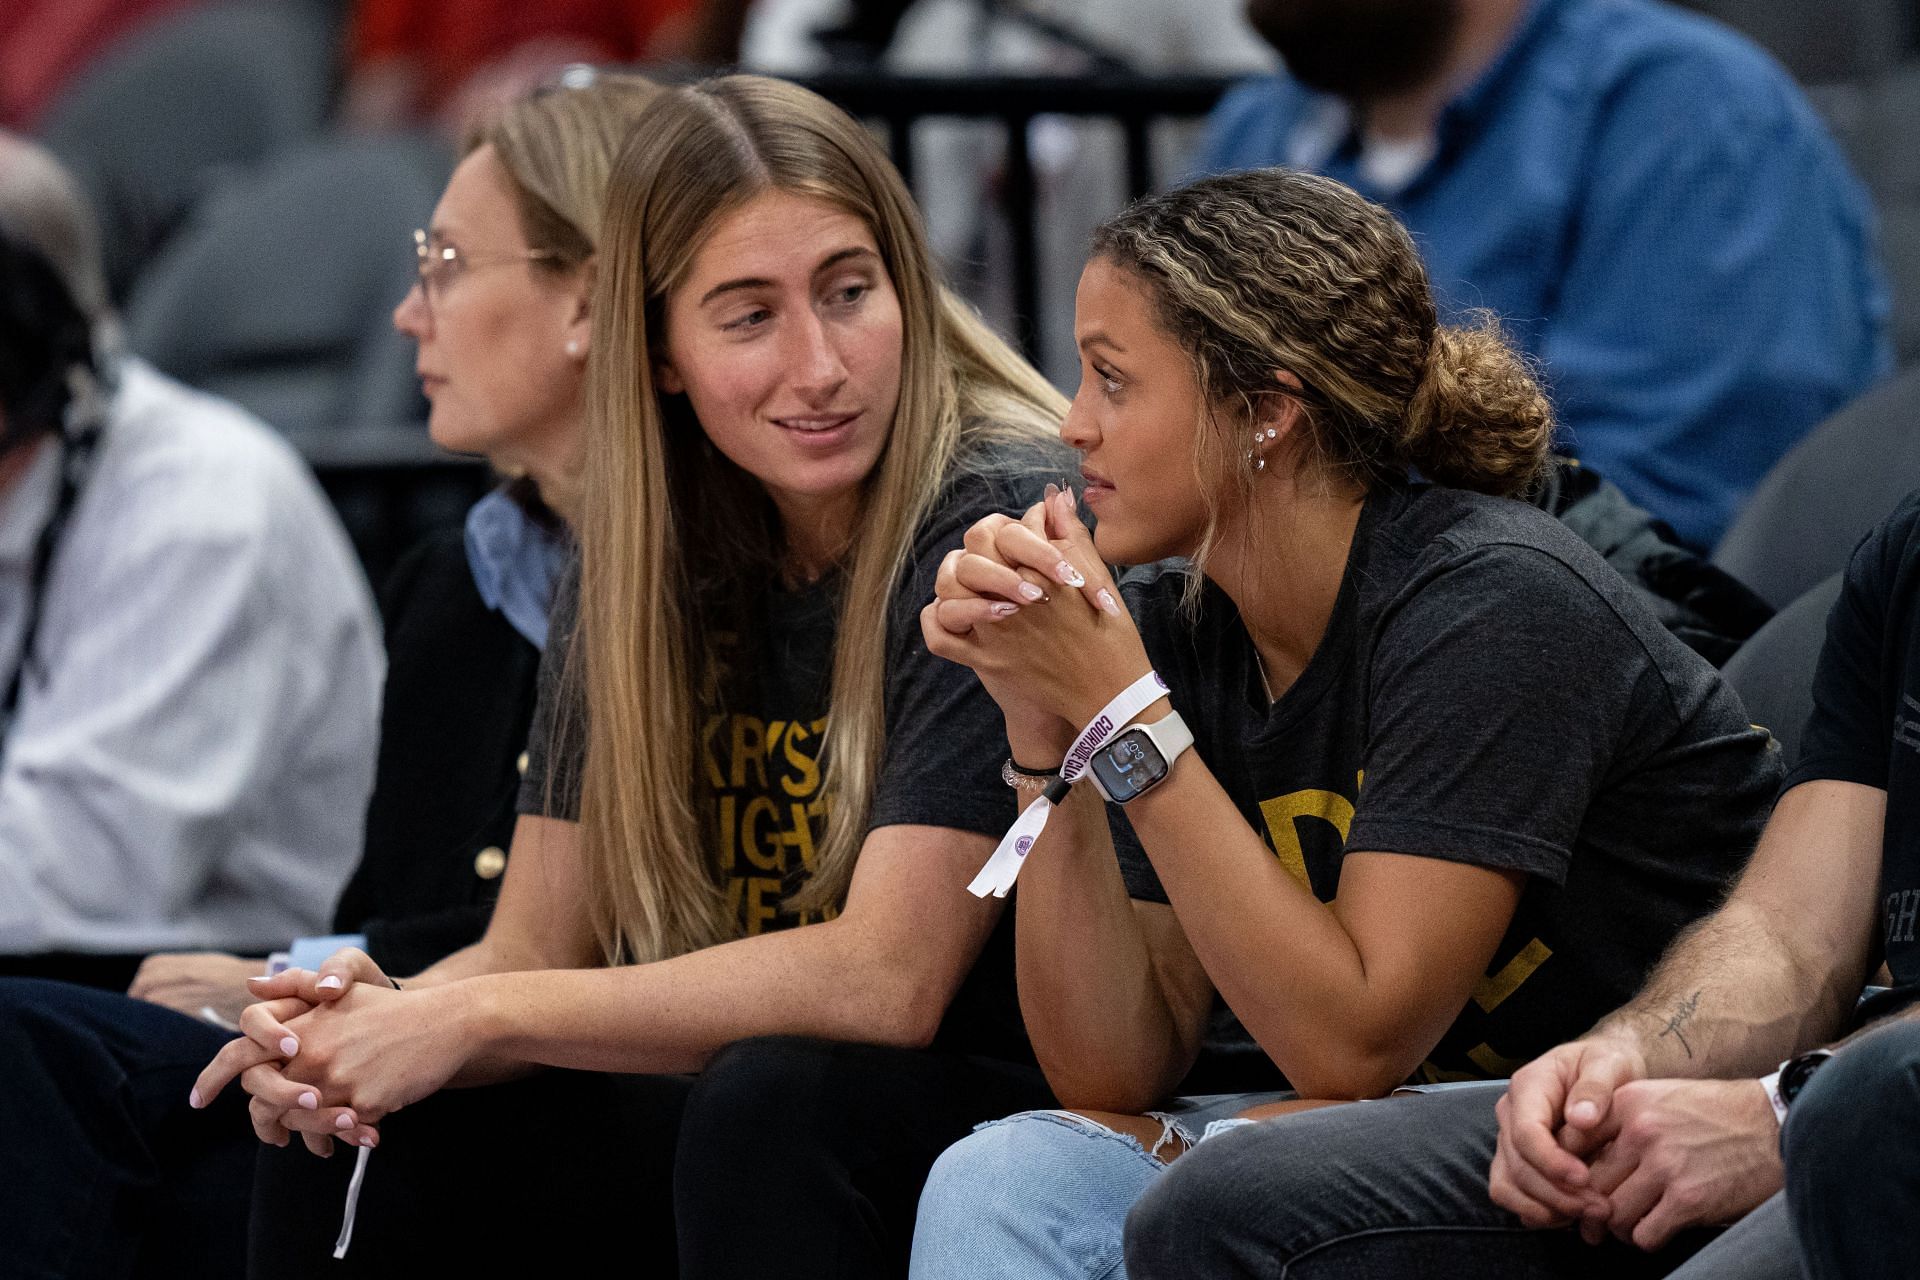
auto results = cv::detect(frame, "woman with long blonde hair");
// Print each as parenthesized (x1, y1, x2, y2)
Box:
(198, 74, 1068, 1276)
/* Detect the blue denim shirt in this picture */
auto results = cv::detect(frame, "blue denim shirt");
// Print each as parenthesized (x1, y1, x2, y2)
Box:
(1197, 0, 1891, 549)
(463, 484, 571, 651)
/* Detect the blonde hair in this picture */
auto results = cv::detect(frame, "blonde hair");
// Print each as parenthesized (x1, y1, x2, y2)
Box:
(1090, 168, 1553, 576)
(466, 73, 665, 270)
(577, 75, 1063, 965)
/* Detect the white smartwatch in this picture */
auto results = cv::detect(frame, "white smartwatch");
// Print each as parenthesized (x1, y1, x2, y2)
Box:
(1086, 711, 1194, 804)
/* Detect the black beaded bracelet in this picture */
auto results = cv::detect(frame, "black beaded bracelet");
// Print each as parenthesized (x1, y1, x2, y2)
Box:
(1001, 757, 1062, 789)
(1002, 758, 1073, 806)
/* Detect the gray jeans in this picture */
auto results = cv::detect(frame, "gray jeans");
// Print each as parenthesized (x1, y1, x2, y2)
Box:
(1123, 1081, 1804, 1280)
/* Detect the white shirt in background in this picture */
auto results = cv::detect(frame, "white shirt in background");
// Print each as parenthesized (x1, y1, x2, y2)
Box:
(0, 358, 383, 956)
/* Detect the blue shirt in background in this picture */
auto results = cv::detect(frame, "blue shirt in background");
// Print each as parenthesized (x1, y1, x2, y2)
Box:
(463, 484, 572, 651)
(1197, 0, 1891, 550)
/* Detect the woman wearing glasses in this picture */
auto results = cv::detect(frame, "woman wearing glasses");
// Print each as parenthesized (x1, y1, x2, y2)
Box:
(200, 75, 1069, 1278)
(0, 74, 661, 1279)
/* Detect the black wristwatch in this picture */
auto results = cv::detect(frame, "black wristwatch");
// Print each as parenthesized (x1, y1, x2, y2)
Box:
(1761, 1048, 1835, 1123)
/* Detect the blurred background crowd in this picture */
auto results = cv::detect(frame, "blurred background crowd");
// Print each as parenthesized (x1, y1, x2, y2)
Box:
(5, 0, 1918, 592)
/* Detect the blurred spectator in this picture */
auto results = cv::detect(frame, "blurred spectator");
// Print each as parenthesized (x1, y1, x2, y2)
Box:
(745, 0, 1276, 384)
(0, 134, 382, 987)
(0, 0, 199, 129)
(1198, 0, 1891, 550)
(341, 0, 696, 135)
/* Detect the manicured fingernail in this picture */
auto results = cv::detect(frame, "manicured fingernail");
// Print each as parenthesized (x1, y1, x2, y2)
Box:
(1096, 588, 1121, 617)
(316, 975, 343, 991)
(335, 1113, 355, 1130)
(1043, 482, 1060, 502)
(359, 1134, 377, 1149)
(298, 1091, 319, 1110)
(1569, 1101, 1597, 1125)
(988, 602, 1019, 619)
(189, 1088, 202, 1109)
(250, 974, 274, 982)
(280, 1036, 299, 1057)
(1056, 562, 1085, 588)
(1017, 582, 1045, 602)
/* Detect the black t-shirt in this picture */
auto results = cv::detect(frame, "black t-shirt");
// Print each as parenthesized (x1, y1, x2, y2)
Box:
(1785, 490, 1920, 1012)
(1115, 483, 1781, 1090)
(519, 438, 1069, 1062)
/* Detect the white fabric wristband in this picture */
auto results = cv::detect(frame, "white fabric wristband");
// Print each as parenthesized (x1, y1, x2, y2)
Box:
(967, 670, 1170, 898)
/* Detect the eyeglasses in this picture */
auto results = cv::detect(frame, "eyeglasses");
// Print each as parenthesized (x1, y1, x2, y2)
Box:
(412, 228, 559, 313)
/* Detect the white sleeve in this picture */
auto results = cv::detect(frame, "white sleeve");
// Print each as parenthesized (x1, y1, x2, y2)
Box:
(0, 405, 382, 954)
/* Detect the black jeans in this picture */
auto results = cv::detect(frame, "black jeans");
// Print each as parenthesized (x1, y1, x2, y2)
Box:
(1784, 1017, 1920, 1280)
(0, 977, 249, 1280)
(1125, 1082, 1723, 1280)
(248, 1034, 1053, 1279)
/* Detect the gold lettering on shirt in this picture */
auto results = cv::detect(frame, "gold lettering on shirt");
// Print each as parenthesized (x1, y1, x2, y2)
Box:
(704, 712, 835, 934)
(1472, 938, 1553, 1013)
(1258, 789, 1356, 887)
(729, 716, 769, 789)
(1467, 1043, 1529, 1077)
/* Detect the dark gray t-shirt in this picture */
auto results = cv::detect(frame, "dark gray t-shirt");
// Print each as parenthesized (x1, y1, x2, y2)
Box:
(518, 441, 1070, 1061)
(1117, 482, 1781, 1090)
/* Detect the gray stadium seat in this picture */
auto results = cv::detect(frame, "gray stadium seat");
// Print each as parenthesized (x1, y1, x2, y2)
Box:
(1713, 367, 1920, 609)
(1674, 0, 1908, 82)
(126, 134, 452, 433)
(1822, 63, 1920, 364)
(37, 1, 335, 301)
(1720, 574, 1843, 769)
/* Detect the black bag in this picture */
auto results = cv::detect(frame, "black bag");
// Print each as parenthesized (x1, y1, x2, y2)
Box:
(1534, 458, 1774, 668)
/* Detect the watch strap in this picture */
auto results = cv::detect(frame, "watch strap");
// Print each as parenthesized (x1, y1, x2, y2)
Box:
(1759, 1068, 1788, 1127)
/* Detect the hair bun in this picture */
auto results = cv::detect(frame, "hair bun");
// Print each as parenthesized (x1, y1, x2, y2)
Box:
(1401, 312, 1553, 497)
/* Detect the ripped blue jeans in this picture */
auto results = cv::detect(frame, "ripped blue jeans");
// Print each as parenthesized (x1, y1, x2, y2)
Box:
(908, 1093, 1282, 1280)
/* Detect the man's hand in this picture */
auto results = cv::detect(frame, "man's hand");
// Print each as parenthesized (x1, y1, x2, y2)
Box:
(1577, 1077, 1783, 1250)
(1491, 1035, 1648, 1225)
(129, 952, 266, 1027)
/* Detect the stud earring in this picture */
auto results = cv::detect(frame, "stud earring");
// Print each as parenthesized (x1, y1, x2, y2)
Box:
(565, 339, 582, 357)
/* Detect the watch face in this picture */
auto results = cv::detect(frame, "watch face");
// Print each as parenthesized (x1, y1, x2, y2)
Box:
(1779, 1051, 1833, 1106)
(1089, 729, 1169, 802)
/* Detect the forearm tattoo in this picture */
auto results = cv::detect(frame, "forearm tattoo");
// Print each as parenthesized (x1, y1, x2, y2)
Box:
(1658, 990, 1703, 1058)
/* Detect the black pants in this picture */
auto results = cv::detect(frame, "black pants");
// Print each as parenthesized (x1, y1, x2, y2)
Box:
(248, 1035, 1054, 1279)
(0, 977, 250, 1280)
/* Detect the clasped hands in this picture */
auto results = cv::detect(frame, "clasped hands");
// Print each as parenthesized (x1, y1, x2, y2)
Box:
(921, 483, 1152, 747)
(188, 948, 462, 1158)
(1490, 1036, 1785, 1251)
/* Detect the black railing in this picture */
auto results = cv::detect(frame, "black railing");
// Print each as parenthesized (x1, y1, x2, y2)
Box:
(800, 73, 1236, 366)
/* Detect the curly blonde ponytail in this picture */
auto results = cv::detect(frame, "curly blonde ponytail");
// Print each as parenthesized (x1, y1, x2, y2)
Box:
(1401, 312, 1553, 497)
